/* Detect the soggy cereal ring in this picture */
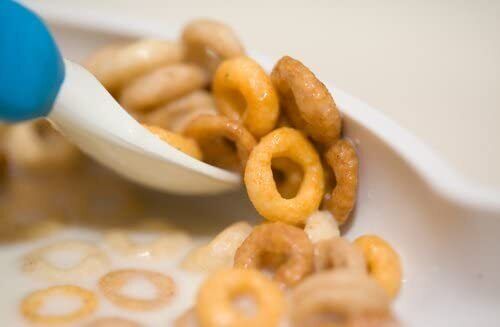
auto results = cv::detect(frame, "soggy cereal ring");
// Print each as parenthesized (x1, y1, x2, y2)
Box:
(184, 115, 256, 171)
(325, 139, 359, 225)
(182, 19, 245, 77)
(244, 127, 324, 225)
(290, 270, 391, 327)
(313, 237, 366, 273)
(99, 269, 175, 311)
(143, 90, 217, 133)
(174, 308, 198, 327)
(354, 235, 402, 298)
(234, 222, 313, 287)
(271, 157, 304, 199)
(213, 57, 279, 137)
(196, 268, 285, 327)
(144, 124, 202, 159)
(181, 221, 253, 272)
(85, 39, 184, 92)
(22, 240, 110, 282)
(21, 285, 98, 325)
(271, 56, 341, 145)
(120, 64, 208, 112)
(85, 317, 142, 327)
(304, 210, 340, 243)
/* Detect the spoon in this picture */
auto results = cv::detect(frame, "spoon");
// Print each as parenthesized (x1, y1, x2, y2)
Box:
(0, 1, 240, 195)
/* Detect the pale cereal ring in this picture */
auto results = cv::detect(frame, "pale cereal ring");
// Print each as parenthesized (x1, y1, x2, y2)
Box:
(183, 114, 256, 171)
(174, 308, 198, 327)
(22, 240, 110, 282)
(244, 127, 324, 225)
(196, 268, 285, 327)
(119, 64, 208, 112)
(313, 237, 366, 273)
(354, 235, 402, 298)
(99, 269, 175, 311)
(143, 90, 217, 133)
(21, 285, 98, 325)
(144, 124, 202, 159)
(271, 56, 341, 145)
(271, 157, 304, 199)
(304, 210, 340, 243)
(85, 317, 142, 327)
(290, 270, 390, 327)
(325, 139, 359, 225)
(182, 19, 245, 77)
(181, 221, 253, 272)
(213, 56, 280, 137)
(85, 39, 184, 93)
(234, 222, 313, 287)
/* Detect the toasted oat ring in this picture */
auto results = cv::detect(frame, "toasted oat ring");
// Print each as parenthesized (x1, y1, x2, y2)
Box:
(271, 56, 341, 145)
(143, 90, 217, 133)
(184, 114, 256, 171)
(22, 240, 110, 282)
(99, 269, 175, 311)
(144, 124, 202, 159)
(313, 237, 366, 273)
(84, 39, 184, 93)
(213, 57, 280, 137)
(174, 308, 198, 327)
(325, 139, 359, 225)
(196, 268, 285, 327)
(290, 270, 390, 327)
(271, 157, 304, 199)
(21, 285, 98, 325)
(244, 127, 324, 225)
(354, 235, 402, 298)
(234, 222, 313, 287)
(85, 317, 142, 327)
(182, 19, 245, 76)
(119, 64, 208, 112)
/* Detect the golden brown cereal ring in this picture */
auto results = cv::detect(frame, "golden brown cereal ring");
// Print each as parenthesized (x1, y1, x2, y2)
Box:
(181, 221, 253, 272)
(234, 222, 313, 287)
(290, 270, 391, 327)
(99, 269, 175, 311)
(354, 235, 402, 298)
(347, 314, 400, 327)
(184, 114, 256, 171)
(85, 39, 184, 93)
(244, 127, 324, 225)
(196, 268, 285, 327)
(313, 237, 366, 273)
(143, 90, 217, 133)
(304, 210, 340, 243)
(213, 57, 280, 137)
(21, 285, 98, 325)
(271, 157, 303, 199)
(119, 64, 208, 112)
(174, 308, 198, 327)
(325, 139, 359, 225)
(22, 240, 110, 282)
(144, 124, 202, 159)
(85, 317, 142, 327)
(271, 56, 341, 145)
(182, 19, 245, 77)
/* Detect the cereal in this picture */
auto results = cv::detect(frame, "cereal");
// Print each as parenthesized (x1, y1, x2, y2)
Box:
(290, 270, 391, 327)
(144, 124, 203, 159)
(271, 56, 341, 145)
(21, 285, 98, 325)
(347, 314, 400, 327)
(85, 317, 142, 327)
(174, 308, 198, 327)
(99, 269, 175, 311)
(196, 268, 285, 327)
(184, 114, 256, 171)
(181, 221, 253, 272)
(244, 127, 324, 225)
(85, 39, 184, 92)
(213, 57, 280, 137)
(304, 210, 340, 243)
(22, 240, 110, 282)
(325, 139, 359, 225)
(354, 235, 402, 298)
(271, 157, 304, 199)
(234, 222, 313, 287)
(313, 237, 366, 273)
(182, 19, 245, 77)
(120, 64, 208, 112)
(143, 90, 218, 133)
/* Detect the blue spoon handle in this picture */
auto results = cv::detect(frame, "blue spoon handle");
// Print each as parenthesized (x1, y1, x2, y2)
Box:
(0, 0, 65, 122)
